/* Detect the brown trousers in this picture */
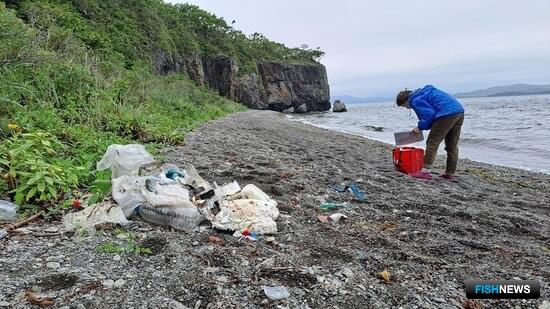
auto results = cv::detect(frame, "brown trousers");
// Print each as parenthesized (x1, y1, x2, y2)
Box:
(423, 113, 464, 175)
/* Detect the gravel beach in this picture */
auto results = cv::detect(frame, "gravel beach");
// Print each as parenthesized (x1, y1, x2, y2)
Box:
(1, 110, 549, 308)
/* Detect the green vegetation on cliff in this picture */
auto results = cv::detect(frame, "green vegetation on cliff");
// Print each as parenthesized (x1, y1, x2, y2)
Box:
(0, 0, 322, 213)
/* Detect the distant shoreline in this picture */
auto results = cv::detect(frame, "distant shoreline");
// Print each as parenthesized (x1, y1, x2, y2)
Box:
(333, 87, 550, 103)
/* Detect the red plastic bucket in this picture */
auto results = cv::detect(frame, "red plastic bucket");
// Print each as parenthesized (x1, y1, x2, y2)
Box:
(393, 147, 424, 174)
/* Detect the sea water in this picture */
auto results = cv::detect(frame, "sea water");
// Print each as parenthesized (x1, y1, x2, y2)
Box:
(288, 94, 550, 174)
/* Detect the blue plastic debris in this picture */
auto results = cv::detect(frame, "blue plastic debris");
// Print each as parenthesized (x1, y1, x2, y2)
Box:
(331, 182, 366, 201)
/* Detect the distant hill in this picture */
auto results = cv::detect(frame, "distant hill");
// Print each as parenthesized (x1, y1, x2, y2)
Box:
(455, 84, 550, 98)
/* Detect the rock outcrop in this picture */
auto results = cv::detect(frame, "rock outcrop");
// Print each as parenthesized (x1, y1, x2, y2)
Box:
(332, 100, 347, 112)
(256, 61, 331, 113)
(154, 52, 331, 113)
(235, 74, 268, 110)
(184, 54, 205, 87)
(203, 55, 238, 98)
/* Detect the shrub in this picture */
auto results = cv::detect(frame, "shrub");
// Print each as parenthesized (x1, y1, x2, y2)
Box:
(0, 130, 85, 205)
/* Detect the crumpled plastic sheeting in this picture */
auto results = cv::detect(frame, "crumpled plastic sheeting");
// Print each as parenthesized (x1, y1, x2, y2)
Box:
(63, 202, 129, 232)
(97, 144, 154, 179)
(209, 184, 279, 234)
(112, 175, 148, 218)
(111, 173, 206, 232)
(141, 177, 191, 207)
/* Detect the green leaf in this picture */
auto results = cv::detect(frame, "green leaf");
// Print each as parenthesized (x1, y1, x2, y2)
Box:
(26, 173, 42, 185)
(25, 187, 37, 201)
(48, 186, 58, 199)
(45, 177, 54, 185)
(15, 191, 24, 205)
(37, 180, 46, 193)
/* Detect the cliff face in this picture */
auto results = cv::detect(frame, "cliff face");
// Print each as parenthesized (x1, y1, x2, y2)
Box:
(155, 53, 331, 113)
(256, 61, 331, 112)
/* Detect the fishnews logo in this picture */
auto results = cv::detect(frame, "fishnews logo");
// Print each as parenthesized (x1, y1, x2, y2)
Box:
(465, 280, 540, 299)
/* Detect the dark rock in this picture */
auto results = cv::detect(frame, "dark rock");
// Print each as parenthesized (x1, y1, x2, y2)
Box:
(153, 50, 185, 75)
(184, 54, 205, 86)
(235, 74, 267, 109)
(204, 55, 238, 98)
(257, 61, 331, 112)
(332, 100, 347, 112)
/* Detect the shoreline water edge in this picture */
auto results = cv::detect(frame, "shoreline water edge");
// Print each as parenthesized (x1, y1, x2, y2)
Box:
(286, 94, 550, 175)
(287, 114, 550, 175)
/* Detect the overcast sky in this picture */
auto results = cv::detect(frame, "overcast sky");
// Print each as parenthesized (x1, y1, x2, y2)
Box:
(167, 0, 550, 98)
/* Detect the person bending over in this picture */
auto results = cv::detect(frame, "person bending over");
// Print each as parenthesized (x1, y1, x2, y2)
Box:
(396, 85, 465, 180)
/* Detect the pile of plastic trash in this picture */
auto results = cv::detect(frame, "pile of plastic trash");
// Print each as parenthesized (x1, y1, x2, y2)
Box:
(65, 144, 279, 234)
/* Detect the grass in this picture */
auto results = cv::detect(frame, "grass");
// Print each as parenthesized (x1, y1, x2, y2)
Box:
(96, 229, 152, 255)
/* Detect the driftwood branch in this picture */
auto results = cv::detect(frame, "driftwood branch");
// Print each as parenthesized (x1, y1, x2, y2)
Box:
(5, 211, 45, 231)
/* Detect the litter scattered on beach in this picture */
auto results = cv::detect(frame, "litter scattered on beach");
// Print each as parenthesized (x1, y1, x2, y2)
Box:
(331, 181, 366, 201)
(63, 202, 129, 233)
(65, 144, 279, 235)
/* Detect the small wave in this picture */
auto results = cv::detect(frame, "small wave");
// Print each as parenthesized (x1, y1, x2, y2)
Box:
(460, 137, 503, 145)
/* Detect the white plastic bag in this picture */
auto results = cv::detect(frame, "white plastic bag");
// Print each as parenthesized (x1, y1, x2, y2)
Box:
(97, 144, 154, 179)
(141, 178, 191, 207)
(112, 176, 148, 218)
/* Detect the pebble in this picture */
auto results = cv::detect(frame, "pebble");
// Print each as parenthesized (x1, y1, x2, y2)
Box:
(263, 285, 290, 300)
(342, 268, 354, 278)
(0, 301, 10, 307)
(168, 299, 189, 309)
(114, 279, 125, 288)
(43, 227, 59, 233)
(46, 255, 64, 262)
(266, 236, 276, 243)
(46, 262, 60, 269)
(102, 279, 115, 289)
(433, 298, 446, 303)
(113, 254, 121, 261)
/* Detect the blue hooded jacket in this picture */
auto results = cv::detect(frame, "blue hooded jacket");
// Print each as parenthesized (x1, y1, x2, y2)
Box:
(409, 85, 464, 130)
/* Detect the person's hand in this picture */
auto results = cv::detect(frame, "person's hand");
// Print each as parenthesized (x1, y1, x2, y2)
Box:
(410, 127, 420, 134)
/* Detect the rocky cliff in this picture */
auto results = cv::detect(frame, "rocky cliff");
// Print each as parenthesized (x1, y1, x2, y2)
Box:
(255, 61, 331, 113)
(155, 53, 331, 113)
